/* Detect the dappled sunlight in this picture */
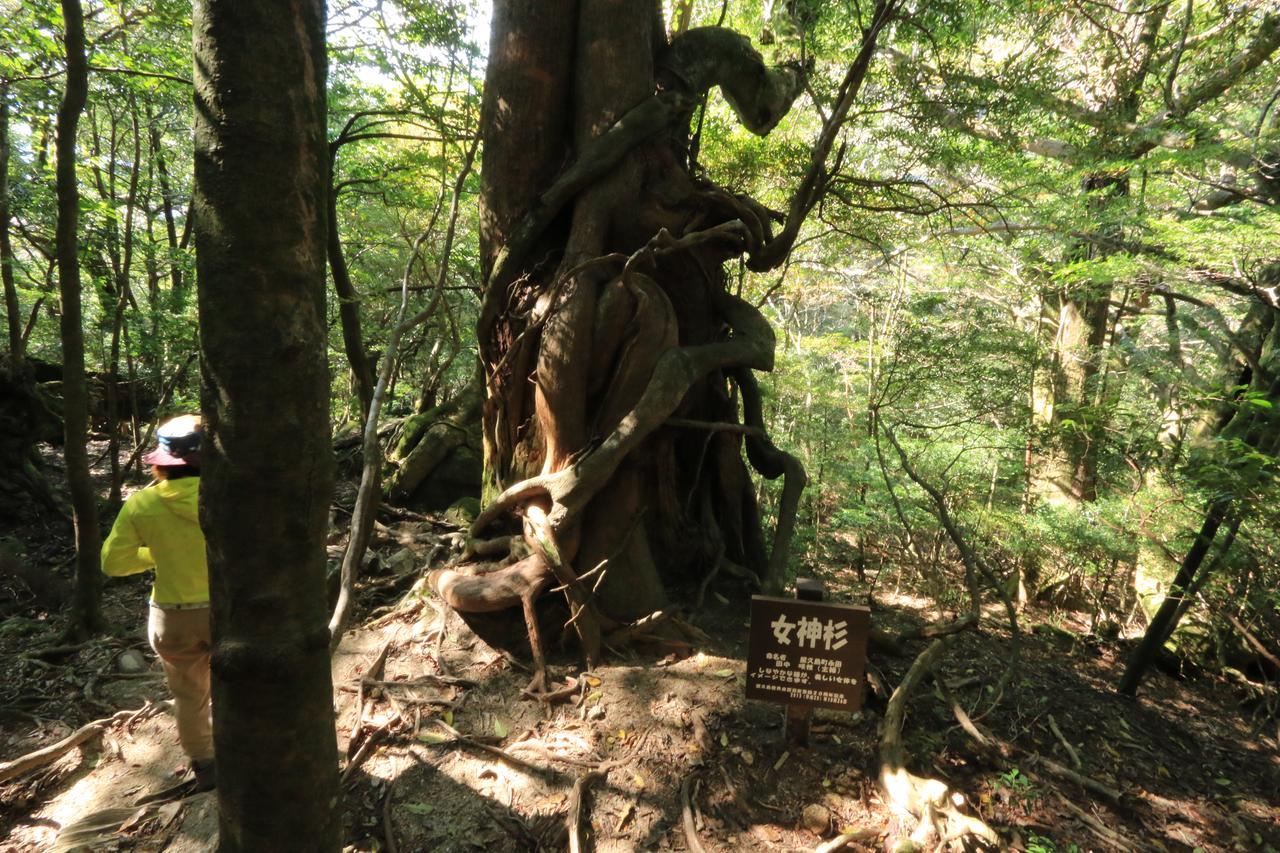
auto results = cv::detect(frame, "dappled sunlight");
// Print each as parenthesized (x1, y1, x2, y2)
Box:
(27, 712, 191, 849)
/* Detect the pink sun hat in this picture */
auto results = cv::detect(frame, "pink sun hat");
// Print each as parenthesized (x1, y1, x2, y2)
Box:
(143, 414, 203, 467)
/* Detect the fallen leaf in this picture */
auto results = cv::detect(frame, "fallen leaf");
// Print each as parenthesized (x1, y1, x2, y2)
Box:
(442, 710, 453, 727)
(417, 731, 450, 744)
(585, 676, 602, 687)
(402, 803, 433, 815)
(494, 719, 509, 738)
(714, 668, 734, 678)
(633, 773, 646, 789)
(719, 732, 728, 747)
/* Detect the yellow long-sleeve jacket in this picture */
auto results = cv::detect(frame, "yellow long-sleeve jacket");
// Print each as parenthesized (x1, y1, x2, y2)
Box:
(101, 477, 209, 607)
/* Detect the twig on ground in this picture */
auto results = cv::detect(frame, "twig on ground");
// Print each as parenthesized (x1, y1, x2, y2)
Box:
(1047, 714, 1081, 769)
(1058, 795, 1135, 851)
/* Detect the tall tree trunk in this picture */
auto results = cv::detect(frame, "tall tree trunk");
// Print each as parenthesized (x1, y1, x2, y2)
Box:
(56, 0, 103, 639)
(1, 87, 23, 364)
(192, 1, 340, 850)
(105, 103, 142, 508)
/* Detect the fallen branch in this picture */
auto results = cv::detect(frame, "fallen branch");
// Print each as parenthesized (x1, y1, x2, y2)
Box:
(937, 679, 1122, 804)
(1058, 795, 1136, 851)
(1225, 612, 1280, 672)
(1047, 714, 1081, 770)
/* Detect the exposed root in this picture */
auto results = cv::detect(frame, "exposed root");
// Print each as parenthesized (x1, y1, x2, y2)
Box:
(524, 504, 605, 667)
(567, 769, 604, 853)
(523, 676, 580, 704)
(736, 368, 807, 594)
(879, 637, 998, 849)
(460, 534, 522, 563)
(0, 700, 168, 784)
(428, 555, 553, 614)
(429, 554, 557, 696)
(679, 772, 707, 853)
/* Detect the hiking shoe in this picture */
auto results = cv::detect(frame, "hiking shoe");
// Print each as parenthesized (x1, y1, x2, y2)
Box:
(192, 759, 216, 792)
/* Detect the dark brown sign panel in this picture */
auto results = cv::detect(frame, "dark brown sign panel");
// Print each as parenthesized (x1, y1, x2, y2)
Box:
(745, 597, 871, 712)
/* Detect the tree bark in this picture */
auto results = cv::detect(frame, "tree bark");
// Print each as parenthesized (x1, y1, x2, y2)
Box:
(1118, 498, 1229, 696)
(456, 0, 889, 672)
(192, 1, 340, 850)
(55, 0, 103, 639)
(1, 87, 23, 364)
(327, 155, 374, 418)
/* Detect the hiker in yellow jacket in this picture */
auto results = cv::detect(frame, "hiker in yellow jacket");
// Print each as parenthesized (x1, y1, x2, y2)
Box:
(101, 414, 214, 790)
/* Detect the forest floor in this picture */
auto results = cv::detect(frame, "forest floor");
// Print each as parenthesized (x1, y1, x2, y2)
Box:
(1, 443, 1278, 852)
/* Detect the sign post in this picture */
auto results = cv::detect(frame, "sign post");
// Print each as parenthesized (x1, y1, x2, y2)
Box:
(745, 579, 870, 747)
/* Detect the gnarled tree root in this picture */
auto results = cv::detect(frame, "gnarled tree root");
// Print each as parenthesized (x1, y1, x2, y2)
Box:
(429, 555, 556, 695)
(879, 636, 999, 849)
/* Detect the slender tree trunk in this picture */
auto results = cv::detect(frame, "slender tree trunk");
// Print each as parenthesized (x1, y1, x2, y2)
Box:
(1118, 499, 1229, 695)
(105, 106, 141, 508)
(56, 0, 103, 639)
(1120, 310, 1280, 694)
(1, 87, 23, 363)
(192, 1, 340, 849)
(326, 158, 374, 418)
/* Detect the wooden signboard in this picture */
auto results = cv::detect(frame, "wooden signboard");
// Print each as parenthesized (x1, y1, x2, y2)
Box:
(745, 595, 871, 713)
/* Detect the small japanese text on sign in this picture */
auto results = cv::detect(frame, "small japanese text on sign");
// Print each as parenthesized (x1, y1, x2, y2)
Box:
(746, 597, 870, 712)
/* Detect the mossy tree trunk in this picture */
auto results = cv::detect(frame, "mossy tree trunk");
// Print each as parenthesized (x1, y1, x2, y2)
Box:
(192, 0, 340, 849)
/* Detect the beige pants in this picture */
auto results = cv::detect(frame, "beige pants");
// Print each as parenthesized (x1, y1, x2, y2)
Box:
(148, 605, 213, 761)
